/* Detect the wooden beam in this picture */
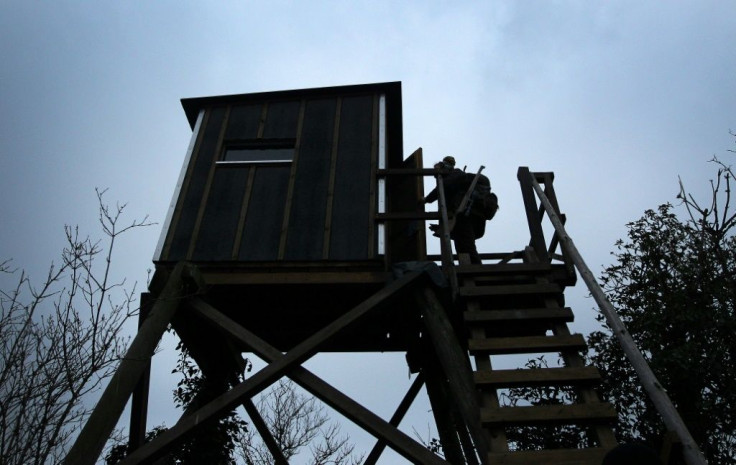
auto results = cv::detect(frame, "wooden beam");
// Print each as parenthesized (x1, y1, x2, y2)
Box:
(64, 261, 201, 465)
(468, 334, 587, 355)
(517, 167, 547, 262)
(422, 352, 468, 465)
(480, 402, 617, 425)
(416, 286, 488, 463)
(201, 270, 389, 286)
(376, 168, 437, 176)
(187, 293, 449, 465)
(119, 271, 448, 465)
(128, 293, 153, 452)
(463, 307, 574, 324)
(473, 366, 601, 388)
(363, 373, 425, 465)
(459, 282, 561, 297)
(375, 211, 441, 221)
(487, 447, 609, 464)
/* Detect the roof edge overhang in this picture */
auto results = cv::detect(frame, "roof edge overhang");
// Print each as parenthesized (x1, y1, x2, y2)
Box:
(181, 81, 402, 129)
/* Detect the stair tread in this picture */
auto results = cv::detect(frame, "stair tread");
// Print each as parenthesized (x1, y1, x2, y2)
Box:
(464, 307, 574, 323)
(455, 262, 554, 275)
(469, 334, 587, 355)
(481, 402, 617, 425)
(474, 366, 601, 387)
(487, 447, 611, 465)
(459, 282, 562, 297)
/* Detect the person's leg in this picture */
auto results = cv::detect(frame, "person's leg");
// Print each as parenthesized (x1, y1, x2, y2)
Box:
(452, 217, 481, 264)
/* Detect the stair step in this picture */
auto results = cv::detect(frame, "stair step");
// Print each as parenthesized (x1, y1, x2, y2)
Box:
(464, 307, 574, 324)
(456, 262, 553, 275)
(481, 402, 617, 426)
(457, 263, 576, 288)
(455, 262, 552, 275)
(468, 334, 587, 355)
(487, 447, 610, 465)
(474, 366, 601, 388)
(459, 283, 562, 297)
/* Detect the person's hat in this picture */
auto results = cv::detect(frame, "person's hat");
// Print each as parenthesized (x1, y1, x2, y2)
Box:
(442, 156, 456, 167)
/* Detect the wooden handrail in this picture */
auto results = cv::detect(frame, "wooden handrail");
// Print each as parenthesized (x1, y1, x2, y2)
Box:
(434, 172, 459, 296)
(526, 170, 707, 465)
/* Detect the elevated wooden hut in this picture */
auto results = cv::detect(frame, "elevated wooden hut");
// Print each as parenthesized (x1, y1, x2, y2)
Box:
(152, 82, 427, 366)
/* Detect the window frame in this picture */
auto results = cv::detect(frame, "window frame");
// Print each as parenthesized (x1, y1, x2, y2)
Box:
(217, 138, 297, 165)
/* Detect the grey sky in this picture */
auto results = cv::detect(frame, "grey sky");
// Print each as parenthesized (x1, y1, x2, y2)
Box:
(2, 1, 735, 462)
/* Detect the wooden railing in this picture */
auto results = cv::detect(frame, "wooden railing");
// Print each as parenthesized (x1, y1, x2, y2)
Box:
(520, 168, 707, 465)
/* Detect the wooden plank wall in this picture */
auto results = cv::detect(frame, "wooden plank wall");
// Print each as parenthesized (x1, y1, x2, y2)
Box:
(159, 92, 382, 264)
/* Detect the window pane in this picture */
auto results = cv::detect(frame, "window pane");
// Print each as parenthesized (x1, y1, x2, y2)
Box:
(223, 147, 294, 163)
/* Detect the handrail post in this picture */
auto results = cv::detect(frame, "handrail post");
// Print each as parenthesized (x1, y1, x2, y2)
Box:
(517, 167, 548, 262)
(435, 172, 459, 296)
(526, 171, 708, 465)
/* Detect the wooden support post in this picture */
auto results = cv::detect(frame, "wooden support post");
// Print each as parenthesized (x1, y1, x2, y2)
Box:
(128, 292, 153, 452)
(64, 261, 203, 465)
(363, 373, 425, 465)
(423, 354, 468, 465)
(435, 172, 459, 296)
(416, 285, 488, 464)
(120, 271, 448, 465)
(517, 167, 548, 262)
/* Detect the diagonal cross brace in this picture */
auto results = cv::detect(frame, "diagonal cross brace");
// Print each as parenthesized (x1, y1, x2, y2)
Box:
(189, 297, 448, 465)
(119, 271, 447, 465)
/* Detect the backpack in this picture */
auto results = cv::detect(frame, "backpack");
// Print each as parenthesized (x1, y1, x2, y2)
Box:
(467, 174, 498, 220)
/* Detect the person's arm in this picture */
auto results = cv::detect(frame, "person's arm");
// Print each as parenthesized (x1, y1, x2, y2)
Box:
(423, 187, 438, 204)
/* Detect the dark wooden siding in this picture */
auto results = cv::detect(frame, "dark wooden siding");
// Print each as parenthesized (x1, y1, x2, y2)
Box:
(262, 101, 301, 139)
(238, 166, 291, 260)
(161, 86, 388, 264)
(167, 107, 226, 261)
(192, 167, 249, 261)
(284, 98, 337, 260)
(329, 95, 374, 259)
(226, 104, 262, 139)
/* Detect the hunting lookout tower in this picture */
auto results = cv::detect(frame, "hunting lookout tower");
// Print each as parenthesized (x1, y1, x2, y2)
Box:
(66, 82, 701, 465)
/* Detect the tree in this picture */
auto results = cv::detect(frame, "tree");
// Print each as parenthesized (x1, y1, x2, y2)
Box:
(105, 345, 247, 465)
(588, 155, 736, 464)
(106, 350, 362, 465)
(0, 189, 152, 465)
(236, 379, 362, 465)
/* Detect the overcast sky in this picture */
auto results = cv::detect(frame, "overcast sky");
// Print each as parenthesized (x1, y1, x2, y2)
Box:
(2, 1, 735, 462)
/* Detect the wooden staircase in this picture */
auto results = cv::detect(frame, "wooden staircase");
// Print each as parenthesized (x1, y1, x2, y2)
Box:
(455, 259, 618, 465)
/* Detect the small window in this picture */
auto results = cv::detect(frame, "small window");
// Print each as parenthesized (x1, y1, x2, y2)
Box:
(219, 139, 295, 164)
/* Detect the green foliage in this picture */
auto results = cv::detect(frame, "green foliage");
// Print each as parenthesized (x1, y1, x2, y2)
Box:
(167, 345, 247, 465)
(105, 344, 247, 465)
(589, 156, 736, 464)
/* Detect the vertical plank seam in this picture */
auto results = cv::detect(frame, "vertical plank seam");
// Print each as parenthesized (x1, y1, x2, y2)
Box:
(278, 99, 306, 260)
(231, 166, 257, 260)
(322, 97, 342, 259)
(186, 106, 231, 260)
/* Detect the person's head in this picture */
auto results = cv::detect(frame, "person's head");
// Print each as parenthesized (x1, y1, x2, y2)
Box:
(434, 156, 456, 171)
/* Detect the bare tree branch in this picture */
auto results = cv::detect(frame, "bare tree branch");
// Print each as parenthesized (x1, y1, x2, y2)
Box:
(0, 190, 153, 465)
